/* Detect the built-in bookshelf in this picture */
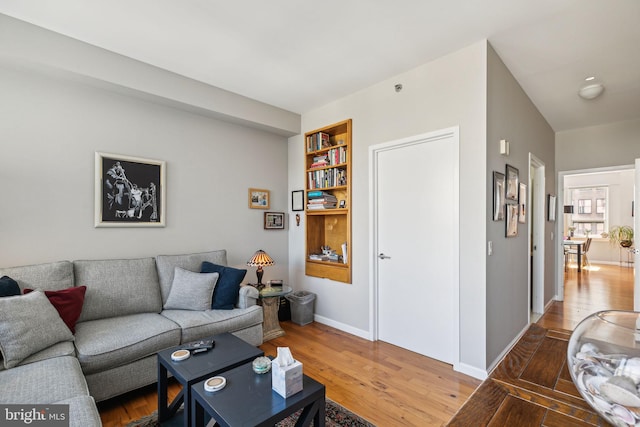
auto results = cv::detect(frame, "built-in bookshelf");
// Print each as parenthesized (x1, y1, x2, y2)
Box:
(304, 119, 352, 284)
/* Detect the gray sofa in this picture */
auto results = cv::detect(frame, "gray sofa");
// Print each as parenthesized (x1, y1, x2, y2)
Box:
(0, 250, 263, 427)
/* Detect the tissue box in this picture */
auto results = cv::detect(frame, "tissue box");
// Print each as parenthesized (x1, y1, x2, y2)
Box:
(272, 359, 303, 398)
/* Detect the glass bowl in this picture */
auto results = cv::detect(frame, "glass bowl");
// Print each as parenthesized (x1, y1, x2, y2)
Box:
(568, 310, 640, 426)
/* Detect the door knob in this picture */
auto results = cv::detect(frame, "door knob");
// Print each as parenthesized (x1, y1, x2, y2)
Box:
(378, 253, 391, 259)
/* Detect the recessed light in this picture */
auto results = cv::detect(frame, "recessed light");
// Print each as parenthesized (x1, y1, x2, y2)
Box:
(585, 76, 595, 81)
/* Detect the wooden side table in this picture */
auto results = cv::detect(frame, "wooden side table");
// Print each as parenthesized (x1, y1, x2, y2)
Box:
(259, 286, 292, 341)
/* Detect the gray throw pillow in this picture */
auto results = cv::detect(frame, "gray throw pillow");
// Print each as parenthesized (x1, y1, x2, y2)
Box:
(0, 290, 74, 369)
(163, 267, 219, 311)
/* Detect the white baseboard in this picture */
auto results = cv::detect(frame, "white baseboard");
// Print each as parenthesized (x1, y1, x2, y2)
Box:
(454, 363, 487, 380)
(313, 314, 372, 341)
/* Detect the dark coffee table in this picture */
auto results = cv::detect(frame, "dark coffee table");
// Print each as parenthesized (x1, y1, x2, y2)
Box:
(157, 333, 263, 427)
(191, 361, 326, 427)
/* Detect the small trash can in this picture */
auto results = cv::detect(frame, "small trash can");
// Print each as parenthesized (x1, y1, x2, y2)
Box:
(278, 296, 291, 321)
(286, 291, 316, 326)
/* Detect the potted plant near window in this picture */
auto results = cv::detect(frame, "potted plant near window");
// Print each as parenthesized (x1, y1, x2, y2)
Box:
(605, 225, 634, 247)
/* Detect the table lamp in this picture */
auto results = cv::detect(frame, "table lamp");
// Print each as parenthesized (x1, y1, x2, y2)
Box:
(247, 250, 274, 286)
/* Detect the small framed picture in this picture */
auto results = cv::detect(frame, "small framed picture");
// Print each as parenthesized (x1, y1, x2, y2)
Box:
(291, 190, 304, 211)
(493, 171, 505, 221)
(548, 194, 557, 221)
(505, 164, 519, 202)
(506, 205, 519, 237)
(249, 188, 270, 209)
(264, 212, 285, 229)
(518, 183, 527, 224)
(339, 200, 346, 209)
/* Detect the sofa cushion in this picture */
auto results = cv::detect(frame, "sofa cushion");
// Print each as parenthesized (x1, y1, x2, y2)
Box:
(0, 276, 20, 297)
(74, 313, 181, 374)
(201, 262, 247, 310)
(0, 355, 89, 404)
(23, 286, 86, 333)
(74, 258, 162, 322)
(161, 305, 263, 343)
(54, 395, 101, 427)
(0, 261, 74, 291)
(163, 267, 218, 311)
(0, 291, 74, 369)
(156, 250, 228, 304)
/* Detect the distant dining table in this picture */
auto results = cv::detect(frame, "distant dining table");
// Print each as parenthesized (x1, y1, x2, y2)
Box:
(563, 240, 585, 272)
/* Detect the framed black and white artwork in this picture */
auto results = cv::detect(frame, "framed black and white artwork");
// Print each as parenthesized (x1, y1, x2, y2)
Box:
(518, 183, 527, 224)
(505, 164, 519, 202)
(95, 152, 166, 227)
(493, 171, 505, 221)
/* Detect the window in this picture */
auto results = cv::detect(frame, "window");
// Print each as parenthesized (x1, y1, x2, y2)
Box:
(578, 199, 592, 214)
(567, 187, 608, 238)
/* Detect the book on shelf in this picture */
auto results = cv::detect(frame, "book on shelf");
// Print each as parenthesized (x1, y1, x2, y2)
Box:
(306, 132, 331, 152)
(307, 190, 332, 198)
(307, 203, 337, 210)
(308, 198, 337, 204)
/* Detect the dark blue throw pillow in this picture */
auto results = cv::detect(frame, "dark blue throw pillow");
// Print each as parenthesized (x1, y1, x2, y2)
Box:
(0, 276, 20, 297)
(201, 262, 247, 310)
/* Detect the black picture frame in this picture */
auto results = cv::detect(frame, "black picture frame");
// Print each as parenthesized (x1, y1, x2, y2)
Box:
(547, 194, 557, 221)
(264, 212, 285, 229)
(493, 171, 505, 221)
(291, 190, 304, 211)
(505, 164, 519, 202)
(94, 152, 166, 227)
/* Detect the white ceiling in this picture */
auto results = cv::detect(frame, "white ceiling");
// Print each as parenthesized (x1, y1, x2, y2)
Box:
(1, 0, 639, 132)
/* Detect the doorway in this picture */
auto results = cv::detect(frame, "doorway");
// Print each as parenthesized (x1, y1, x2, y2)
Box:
(369, 127, 459, 365)
(529, 154, 545, 319)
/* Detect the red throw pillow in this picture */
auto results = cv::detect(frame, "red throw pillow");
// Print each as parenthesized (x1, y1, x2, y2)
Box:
(23, 286, 87, 334)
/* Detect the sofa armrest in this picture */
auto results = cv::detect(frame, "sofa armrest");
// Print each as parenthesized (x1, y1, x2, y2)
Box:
(237, 285, 259, 309)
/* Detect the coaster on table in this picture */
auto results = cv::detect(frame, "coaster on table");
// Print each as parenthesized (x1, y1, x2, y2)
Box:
(204, 376, 226, 392)
(171, 349, 191, 361)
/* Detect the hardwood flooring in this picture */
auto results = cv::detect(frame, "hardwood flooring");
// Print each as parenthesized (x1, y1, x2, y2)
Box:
(98, 263, 634, 426)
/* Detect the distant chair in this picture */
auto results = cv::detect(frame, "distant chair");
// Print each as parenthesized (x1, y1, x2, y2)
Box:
(568, 237, 592, 269)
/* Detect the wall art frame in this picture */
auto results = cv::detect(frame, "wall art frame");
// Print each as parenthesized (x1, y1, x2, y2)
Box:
(518, 183, 527, 224)
(264, 212, 285, 229)
(493, 171, 505, 221)
(291, 190, 304, 211)
(95, 152, 166, 228)
(249, 188, 270, 209)
(506, 204, 519, 237)
(548, 194, 557, 221)
(505, 164, 519, 202)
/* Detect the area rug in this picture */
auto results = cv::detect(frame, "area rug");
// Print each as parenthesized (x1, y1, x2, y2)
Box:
(125, 397, 375, 427)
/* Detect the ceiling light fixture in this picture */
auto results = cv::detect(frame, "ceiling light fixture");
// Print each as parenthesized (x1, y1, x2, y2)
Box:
(585, 76, 595, 81)
(578, 83, 604, 100)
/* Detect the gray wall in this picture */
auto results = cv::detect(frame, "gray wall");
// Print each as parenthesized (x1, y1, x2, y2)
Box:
(0, 39, 291, 280)
(486, 45, 555, 365)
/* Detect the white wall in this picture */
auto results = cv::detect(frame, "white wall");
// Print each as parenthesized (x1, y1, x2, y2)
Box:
(0, 63, 290, 280)
(563, 170, 635, 264)
(289, 42, 488, 372)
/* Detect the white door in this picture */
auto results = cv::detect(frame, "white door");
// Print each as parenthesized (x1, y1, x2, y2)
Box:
(373, 129, 458, 364)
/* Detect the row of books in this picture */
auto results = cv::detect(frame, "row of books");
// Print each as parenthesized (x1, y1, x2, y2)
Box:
(308, 146, 347, 169)
(308, 168, 346, 189)
(308, 253, 341, 262)
(307, 190, 337, 209)
(306, 132, 331, 152)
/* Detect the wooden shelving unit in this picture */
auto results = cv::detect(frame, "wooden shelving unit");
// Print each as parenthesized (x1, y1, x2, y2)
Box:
(304, 119, 352, 284)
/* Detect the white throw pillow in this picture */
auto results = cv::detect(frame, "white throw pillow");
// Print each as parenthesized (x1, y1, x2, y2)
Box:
(163, 267, 219, 311)
(0, 290, 74, 369)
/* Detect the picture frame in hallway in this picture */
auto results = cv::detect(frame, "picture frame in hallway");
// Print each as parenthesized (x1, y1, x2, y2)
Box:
(506, 204, 519, 237)
(548, 194, 557, 221)
(264, 212, 285, 229)
(249, 188, 270, 209)
(94, 152, 166, 228)
(493, 171, 505, 221)
(505, 164, 519, 202)
(519, 183, 527, 224)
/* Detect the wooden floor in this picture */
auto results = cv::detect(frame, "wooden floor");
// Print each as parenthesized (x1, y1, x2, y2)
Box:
(98, 263, 634, 426)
